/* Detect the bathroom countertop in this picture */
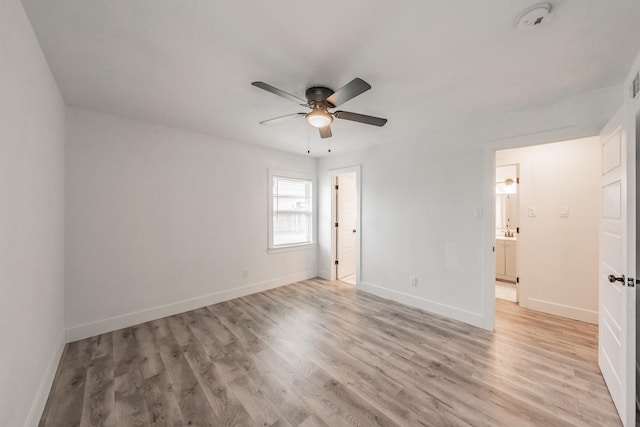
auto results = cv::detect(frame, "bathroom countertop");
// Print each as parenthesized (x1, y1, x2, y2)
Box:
(495, 235, 517, 241)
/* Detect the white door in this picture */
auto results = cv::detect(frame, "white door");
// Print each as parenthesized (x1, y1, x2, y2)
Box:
(599, 107, 636, 426)
(505, 241, 517, 279)
(336, 175, 357, 279)
(495, 240, 506, 277)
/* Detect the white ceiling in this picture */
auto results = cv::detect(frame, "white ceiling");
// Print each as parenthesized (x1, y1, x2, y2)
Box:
(21, 0, 640, 156)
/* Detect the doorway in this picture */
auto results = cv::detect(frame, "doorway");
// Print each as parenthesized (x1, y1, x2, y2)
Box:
(329, 167, 361, 285)
(493, 138, 601, 323)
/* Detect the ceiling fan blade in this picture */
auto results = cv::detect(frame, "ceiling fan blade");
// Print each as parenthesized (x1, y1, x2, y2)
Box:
(326, 78, 371, 107)
(334, 111, 387, 127)
(259, 113, 305, 125)
(319, 126, 332, 139)
(252, 81, 307, 105)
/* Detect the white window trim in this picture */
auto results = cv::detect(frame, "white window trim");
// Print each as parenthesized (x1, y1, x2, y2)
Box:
(268, 169, 316, 254)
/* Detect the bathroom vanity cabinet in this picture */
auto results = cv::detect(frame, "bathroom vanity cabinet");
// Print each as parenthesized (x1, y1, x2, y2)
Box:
(496, 237, 517, 282)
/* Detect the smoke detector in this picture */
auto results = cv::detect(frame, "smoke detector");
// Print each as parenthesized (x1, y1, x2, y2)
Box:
(517, 3, 552, 30)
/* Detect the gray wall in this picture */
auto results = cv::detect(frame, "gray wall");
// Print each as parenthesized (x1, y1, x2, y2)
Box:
(0, 0, 66, 425)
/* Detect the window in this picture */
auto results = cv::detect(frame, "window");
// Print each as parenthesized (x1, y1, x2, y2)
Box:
(269, 170, 313, 250)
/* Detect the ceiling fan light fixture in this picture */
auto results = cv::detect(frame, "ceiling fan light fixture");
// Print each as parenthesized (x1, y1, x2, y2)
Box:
(306, 109, 333, 128)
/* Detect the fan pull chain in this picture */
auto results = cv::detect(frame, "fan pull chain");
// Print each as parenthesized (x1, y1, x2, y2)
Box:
(328, 138, 331, 153)
(307, 126, 310, 154)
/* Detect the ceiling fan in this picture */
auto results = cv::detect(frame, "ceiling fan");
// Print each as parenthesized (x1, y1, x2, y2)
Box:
(251, 78, 387, 139)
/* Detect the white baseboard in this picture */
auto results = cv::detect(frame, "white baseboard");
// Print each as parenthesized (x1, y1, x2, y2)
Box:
(65, 271, 316, 342)
(318, 269, 331, 280)
(358, 281, 486, 329)
(24, 328, 65, 427)
(527, 298, 598, 324)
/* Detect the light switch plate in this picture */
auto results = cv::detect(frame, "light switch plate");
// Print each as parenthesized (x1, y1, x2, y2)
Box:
(559, 207, 569, 218)
(528, 207, 537, 217)
(474, 206, 483, 217)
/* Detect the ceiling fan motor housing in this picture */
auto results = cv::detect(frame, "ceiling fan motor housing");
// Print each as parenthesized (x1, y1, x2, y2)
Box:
(305, 87, 335, 107)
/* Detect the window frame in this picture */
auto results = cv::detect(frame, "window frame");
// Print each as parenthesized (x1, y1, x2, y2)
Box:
(268, 169, 315, 253)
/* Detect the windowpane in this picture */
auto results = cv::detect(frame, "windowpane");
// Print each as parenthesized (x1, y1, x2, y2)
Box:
(272, 176, 312, 247)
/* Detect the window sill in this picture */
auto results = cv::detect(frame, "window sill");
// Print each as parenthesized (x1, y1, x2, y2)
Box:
(268, 243, 316, 255)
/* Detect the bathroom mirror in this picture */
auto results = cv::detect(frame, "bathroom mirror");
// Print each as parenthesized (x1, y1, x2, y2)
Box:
(496, 165, 519, 232)
(496, 194, 518, 230)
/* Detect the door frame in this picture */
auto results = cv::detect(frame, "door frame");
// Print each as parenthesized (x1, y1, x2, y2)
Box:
(329, 166, 361, 283)
(481, 127, 611, 331)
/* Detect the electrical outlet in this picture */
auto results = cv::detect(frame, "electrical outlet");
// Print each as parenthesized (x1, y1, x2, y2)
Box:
(243, 270, 249, 279)
(410, 275, 417, 286)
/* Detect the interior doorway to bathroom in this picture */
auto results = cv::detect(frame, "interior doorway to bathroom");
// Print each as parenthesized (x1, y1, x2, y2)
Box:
(495, 164, 519, 303)
(332, 172, 357, 285)
(494, 137, 601, 324)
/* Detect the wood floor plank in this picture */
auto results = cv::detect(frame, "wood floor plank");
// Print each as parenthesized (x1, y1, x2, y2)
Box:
(133, 323, 165, 380)
(303, 368, 398, 427)
(113, 329, 151, 427)
(41, 357, 88, 427)
(79, 356, 115, 427)
(226, 374, 282, 426)
(143, 371, 184, 426)
(181, 335, 252, 426)
(114, 367, 150, 427)
(84, 333, 113, 361)
(40, 279, 623, 427)
(253, 371, 312, 426)
(297, 414, 330, 427)
(156, 336, 222, 426)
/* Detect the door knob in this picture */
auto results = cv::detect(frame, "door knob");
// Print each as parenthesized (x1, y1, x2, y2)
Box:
(608, 274, 625, 284)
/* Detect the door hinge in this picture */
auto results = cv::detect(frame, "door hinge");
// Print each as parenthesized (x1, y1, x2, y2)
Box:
(517, 177, 520, 184)
(516, 227, 520, 234)
(492, 246, 495, 252)
(516, 277, 520, 283)
(334, 260, 339, 265)
(335, 222, 339, 227)
(628, 277, 636, 287)
(335, 185, 339, 190)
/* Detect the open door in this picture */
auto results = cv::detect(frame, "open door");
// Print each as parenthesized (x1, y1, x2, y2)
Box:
(335, 174, 357, 281)
(599, 107, 636, 426)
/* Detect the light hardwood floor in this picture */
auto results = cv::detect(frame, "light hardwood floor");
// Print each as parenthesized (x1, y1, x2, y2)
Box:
(39, 279, 621, 426)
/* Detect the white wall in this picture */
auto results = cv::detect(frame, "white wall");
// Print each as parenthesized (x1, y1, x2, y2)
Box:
(65, 107, 317, 340)
(318, 142, 487, 327)
(0, 1, 66, 426)
(496, 137, 601, 323)
(318, 80, 621, 330)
